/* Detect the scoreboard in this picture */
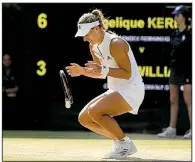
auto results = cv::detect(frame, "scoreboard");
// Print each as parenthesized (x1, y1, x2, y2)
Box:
(3, 3, 192, 114)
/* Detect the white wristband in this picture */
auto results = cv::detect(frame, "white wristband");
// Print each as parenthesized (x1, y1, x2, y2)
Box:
(100, 65, 109, 79)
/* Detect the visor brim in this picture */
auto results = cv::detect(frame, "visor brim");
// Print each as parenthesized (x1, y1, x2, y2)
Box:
(75, 28, 91, 37)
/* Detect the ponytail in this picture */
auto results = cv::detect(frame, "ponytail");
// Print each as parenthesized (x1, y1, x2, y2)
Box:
(91, 9, 107, 30)
(78, 8, 117, 34)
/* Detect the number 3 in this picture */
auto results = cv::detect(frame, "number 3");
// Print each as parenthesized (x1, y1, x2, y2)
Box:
(37, 60, 46, 76)
(37, 13, 47, 29)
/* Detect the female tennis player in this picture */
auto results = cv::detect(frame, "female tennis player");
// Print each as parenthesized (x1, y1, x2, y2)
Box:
(66, 9, 145, 159)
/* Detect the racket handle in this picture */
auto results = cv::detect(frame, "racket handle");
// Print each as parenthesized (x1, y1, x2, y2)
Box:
(60, 70, 64, 75)
(65, 100, 71, 108)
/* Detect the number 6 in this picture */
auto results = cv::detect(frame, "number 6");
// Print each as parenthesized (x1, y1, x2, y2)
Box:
(37, 13, 47, 29)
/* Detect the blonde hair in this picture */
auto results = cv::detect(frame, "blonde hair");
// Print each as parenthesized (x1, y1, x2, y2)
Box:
(78, 9, 108, 30)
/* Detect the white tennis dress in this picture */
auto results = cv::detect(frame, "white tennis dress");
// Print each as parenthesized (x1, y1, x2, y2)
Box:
(92, 31, 145, 114)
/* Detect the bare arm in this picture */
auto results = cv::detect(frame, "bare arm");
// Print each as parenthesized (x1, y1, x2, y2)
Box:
(107, 38, 131, 80)
(66, 43, 105, 79)
(83, 38, 131, 80)
(82, 67, 104, 79)
(67, 63, 105, 79)
(66, 40, 131, 80)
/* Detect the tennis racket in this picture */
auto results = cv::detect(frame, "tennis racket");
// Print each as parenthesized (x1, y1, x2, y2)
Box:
(59, 70, 73, 108)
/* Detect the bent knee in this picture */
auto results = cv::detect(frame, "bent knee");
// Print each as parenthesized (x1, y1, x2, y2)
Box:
(78, 110, 92, 126)
(88, 107, 102, 120)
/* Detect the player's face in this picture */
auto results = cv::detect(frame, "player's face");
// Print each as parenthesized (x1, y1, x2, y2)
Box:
(174, 14, 185, 25)
(83, 26, 101, 44)
(3, 55, 12, 67)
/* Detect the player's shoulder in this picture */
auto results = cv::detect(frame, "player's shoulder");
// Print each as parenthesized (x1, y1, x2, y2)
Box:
(110, 38, 129, 56)
(108, 30, 127, 46)
(110, 37, 128, 50)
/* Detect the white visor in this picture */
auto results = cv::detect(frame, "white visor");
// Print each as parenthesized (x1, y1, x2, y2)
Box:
(75, 21, 100, 37)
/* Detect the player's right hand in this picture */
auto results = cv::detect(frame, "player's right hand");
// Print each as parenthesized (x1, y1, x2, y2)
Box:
(65, 63, 84, 77)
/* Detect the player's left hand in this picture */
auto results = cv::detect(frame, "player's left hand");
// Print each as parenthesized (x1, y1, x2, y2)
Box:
(66, 63, 84, 77)
(84, 61, 102, 74)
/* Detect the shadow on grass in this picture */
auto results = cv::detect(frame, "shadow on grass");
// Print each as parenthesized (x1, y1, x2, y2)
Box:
(102, 156, 190, 161)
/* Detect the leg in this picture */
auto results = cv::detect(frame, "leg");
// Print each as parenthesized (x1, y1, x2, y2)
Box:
(183, 84, 192, 129)
(78, 93, 117, 139)
(88, 92, 133, 140)
(169, 84, 180, 128)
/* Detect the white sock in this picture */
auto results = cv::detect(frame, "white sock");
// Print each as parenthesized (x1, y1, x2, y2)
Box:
(117, 136, 131, 142)
(169, 126, 176, 131)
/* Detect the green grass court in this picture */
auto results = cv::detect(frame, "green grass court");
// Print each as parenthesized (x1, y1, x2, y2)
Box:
(3, 131, 191, 161)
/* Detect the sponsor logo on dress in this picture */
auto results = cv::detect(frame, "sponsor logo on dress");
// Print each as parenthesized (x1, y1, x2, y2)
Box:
(107, 56, 112, 60)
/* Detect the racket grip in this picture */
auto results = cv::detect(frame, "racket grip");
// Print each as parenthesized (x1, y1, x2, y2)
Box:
(65, 100, 71, 108)
(60, 70, 64, 75)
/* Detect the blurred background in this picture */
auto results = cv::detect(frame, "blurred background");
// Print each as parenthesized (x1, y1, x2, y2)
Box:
(2, 3, 192, 134)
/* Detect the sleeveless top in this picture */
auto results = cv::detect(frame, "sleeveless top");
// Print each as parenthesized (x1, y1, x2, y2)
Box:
(92, 31, 143, 91)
